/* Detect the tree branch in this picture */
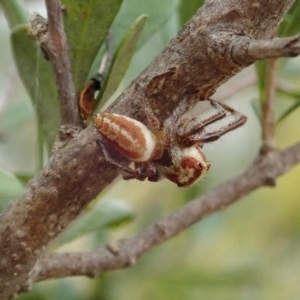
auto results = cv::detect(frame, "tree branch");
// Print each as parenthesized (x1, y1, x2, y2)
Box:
(0, 0, 298, 298)
(232, 36, 300, 65)
(36, 141, 300, 281)
(30, 0, 82, 130)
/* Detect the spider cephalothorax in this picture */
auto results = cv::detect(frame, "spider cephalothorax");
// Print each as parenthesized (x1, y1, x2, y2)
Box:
(93, 87, 246, 187)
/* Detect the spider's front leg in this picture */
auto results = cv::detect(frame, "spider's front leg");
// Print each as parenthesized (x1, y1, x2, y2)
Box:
(178, 99, 247, 146)
(176, 101, 227, 142)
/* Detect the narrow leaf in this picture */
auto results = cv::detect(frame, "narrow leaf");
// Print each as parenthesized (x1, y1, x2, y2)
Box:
(10, 25, 59, 153)
(0, 167, 23, 211)
(10, 25, 38, 101)
(0, 0, 28, 29)
(250, 98, 262, 123)
(88, 0, 180, 82)
(61, 0, 123, 95)
(34, 51, 60, 154)
(255, 60, 268, 101)
(53, 200, 134, 247)
(280, 1, 300, 37)
(97, 14, 147, 107)
(277, 86, 300, 100)
(14, 172, 34, 186)
(178, 0, 205, 26)
(110, 0, 179, 49)
(277, 99, 300, 124)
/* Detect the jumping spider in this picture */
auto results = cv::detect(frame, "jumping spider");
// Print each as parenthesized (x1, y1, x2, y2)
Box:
(93, 87, 247, 187)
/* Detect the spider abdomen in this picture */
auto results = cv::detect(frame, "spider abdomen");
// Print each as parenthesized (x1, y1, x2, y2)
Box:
(94, 113, 158, 162)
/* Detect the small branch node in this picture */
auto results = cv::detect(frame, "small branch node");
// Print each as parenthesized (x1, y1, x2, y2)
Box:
(106, 243, 120, 256)
(86, 271, 98, 279)
(61, 5, 67, 14)
(19, 282, 33, 293)
(155, 223, 168, 238)
(125, 256, 137, 267)
(264, 177, 277, 187)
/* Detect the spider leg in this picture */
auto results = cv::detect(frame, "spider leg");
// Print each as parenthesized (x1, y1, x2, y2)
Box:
(186, 114, 246, 145)
(168, 94, 192, 126)
(177, 99, 229, 142)
(182, 99, 247, 146)
(135, 83, 161, 131)
(96, 139, 142, 180)
(163, 94, 192, 148)
(209, 99, 242, 118)
(134, 162, 159, 182)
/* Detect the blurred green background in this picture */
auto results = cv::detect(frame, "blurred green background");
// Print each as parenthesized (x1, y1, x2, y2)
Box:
(1, 0, 300, 299)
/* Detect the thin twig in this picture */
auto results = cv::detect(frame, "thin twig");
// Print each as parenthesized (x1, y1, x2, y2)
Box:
(36, 141, 300, 281)
(261, 58, 277, 153)
(44, 0, 82, 130)
(232, 36, 300, 64)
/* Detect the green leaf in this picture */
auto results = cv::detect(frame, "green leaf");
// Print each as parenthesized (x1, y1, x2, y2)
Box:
(0, 167, 23, 211)
(97, 14, 147, 107)
(10, 25, 38, 101)
(34, 51, 60, 155)
(0, 0, 28, 29)
(111, 0, 179, 49)
(10, 25, 59, 154)
(53, 200, 134, 247)
(275, 88, 300, 123)
(277, 99, 300, 124)
(178, 0, 205, 26)
(277, 87, 300, 100)
(61, 0, 123, 95)
(280, 1, 300, 37)
(14, 172, 34, 186)
(250, 98, 262, 123)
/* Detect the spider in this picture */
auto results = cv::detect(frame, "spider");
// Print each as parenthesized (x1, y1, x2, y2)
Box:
(93, 85, 247, 187)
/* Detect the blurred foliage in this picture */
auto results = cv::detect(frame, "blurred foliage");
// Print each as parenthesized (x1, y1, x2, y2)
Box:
(0, 0, 299, 300)
(61, 0, 123, 95)
(279, 0, 300, 37)
(96, 14, 148, 109)
(0, 166, 23, 210)
(0, 0, 28, 28)
(52, 199, 135, 249)
(11, 25, 59, 156)
(178, 0, 205, 25)
(2, 0, 59, 155)
(256, 0, 300, 121)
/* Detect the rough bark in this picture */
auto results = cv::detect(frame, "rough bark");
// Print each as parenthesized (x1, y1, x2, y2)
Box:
(0, 0, 298, 298)
(36, 143, 300, 281)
